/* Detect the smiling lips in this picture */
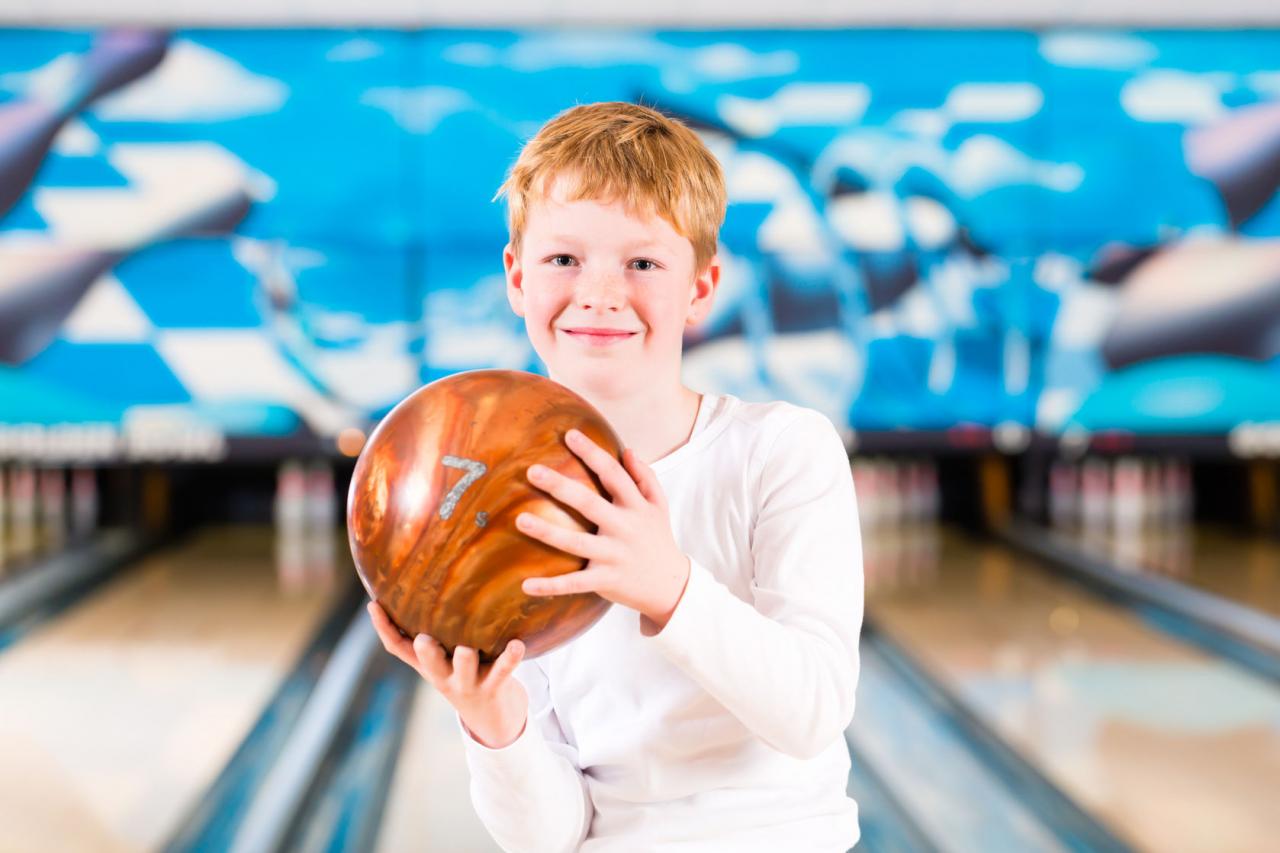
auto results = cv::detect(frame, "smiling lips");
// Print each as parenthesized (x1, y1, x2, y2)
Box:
(561, 327, 638, 346)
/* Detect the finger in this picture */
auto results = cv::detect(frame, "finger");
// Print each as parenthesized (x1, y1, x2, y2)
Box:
(565, 429, 644, 506)
(526, 462, 618, 526)
(523, 568, 604, 598)
(412, 633, 452, 683)
(451, 645, 480, 690)
(516, 512, 612, 561)
(482, 638, 526, 690)
(367, 602, 419, 669)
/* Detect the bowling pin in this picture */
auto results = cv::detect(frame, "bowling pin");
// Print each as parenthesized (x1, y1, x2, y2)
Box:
(275, 524, 308, 594)
(38, 467, 67, 547)
(1174, 459, 1194, 524)
(1113, 457, 1144, 535)
(70, 467, 98, 539)
(922, 459, 939, 521)
(9, 464, 36, 559)
(304, 460, 335, 530)
(852, 459, 879, 529)
(1080, 458, 1110, 540)
(880, 459, 903, 528)
(273, 460, 307, 532)
(0, 466, 8, 569)
(1168, 522, 1193, 578)
(1048, 459, 1078, 529)
(273, 459, 308, 592)
(903, 460, 928, 522)
(1143, 458, 1163, 528)
(304, 460, 337, 586)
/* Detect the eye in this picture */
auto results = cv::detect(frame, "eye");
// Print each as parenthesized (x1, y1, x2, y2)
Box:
(548, 255, 576, 267)
(631, 258, 659, 272)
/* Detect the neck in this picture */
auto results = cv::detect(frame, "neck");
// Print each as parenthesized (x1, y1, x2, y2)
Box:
(550, 375, 703, 465)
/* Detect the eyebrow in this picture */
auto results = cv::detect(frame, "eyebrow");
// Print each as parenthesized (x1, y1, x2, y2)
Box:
(542, 235, 668, 252)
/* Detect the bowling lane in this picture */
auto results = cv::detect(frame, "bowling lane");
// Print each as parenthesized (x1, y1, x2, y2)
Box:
(0, 525, 349, 853)
(376, 683, 501, 852)
(864, 524, 1280, 853)
(1061, 524, 1280, 619)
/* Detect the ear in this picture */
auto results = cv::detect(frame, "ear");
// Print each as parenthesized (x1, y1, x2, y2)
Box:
(503, 243, 525, 317)
(687, 252, 721, 326)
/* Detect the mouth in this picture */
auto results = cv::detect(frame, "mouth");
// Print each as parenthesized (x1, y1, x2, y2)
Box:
(560, 328, 639, 345)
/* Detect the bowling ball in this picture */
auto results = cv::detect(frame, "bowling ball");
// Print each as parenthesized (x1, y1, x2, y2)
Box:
(347, 369, 623, 662)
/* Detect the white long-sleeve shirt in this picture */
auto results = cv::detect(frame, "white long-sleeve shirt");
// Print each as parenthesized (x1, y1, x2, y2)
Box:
(458, 391, 864, 852)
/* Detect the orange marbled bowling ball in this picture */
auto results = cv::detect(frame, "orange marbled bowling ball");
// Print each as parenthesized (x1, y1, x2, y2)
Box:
(347, 369, 623, 662)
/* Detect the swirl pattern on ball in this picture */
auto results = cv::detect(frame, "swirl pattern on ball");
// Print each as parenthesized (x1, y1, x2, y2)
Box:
(347, 369, 622, 662)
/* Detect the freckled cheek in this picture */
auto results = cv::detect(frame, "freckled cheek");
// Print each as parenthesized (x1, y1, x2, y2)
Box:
(525, 296, 568, 339)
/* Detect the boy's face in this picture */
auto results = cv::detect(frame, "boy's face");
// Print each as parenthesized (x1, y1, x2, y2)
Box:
(504, 177, 718, 394)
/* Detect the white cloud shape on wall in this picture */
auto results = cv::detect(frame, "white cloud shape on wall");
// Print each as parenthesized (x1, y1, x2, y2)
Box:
(827, 192, 904, 252)
(725, 151, 801, 201)
(1121, 69, 1230, 125)
(718, 83, 871, 137)
(326, 38, 383, 62)
(61, 274, 152, 343)
(442, 34, 796, 84)
(89, 40, 288, 122)
(759, 195, 828, 256)
(52, 118, 101, 156)
(1040, 32, 1157, 70)
(949, 135, 1084, 197)
(943, 83, 1043, 123)
(0, 53, 78, 101)
(891, 109, 951, 138)
(361, 86, 474, 134)
(423, 275, 533, 371)
(816, 130, 1083, 199)
(1051, 282, 1117, 348)
(1246, 71, 1280, 98)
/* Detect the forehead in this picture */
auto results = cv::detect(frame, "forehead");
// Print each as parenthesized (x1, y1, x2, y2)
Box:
(523, 175, 689, 252)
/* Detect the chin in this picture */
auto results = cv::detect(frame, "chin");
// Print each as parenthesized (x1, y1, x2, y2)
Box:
(554, 360, 634, 391)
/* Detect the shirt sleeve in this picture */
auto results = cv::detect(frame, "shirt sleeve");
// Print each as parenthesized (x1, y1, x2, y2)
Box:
(457, 656, 593, 852)
(642, 408, 864, 760)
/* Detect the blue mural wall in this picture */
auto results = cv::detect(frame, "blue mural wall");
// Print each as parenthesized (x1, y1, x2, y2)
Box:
(2, 28, 1279, 460)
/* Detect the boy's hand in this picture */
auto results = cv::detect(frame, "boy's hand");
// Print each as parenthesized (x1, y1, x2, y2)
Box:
(366, 601, 529, 748)
(517, 428, 691, 634)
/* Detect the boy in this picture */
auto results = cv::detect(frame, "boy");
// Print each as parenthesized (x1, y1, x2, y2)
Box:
(368, 101, 864, 851)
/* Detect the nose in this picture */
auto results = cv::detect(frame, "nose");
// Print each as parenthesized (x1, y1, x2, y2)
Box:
(572, 267, 626, 311)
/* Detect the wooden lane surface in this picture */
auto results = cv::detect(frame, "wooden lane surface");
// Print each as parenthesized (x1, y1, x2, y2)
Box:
(0, 525, 348, 853)
(1064, 524, 1280, 618)
(865, 525, 1280, 853)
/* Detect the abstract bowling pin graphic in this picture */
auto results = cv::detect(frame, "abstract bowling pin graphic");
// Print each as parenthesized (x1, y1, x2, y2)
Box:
(1185, 99, 1280, 230)
(0, 29, 169, 221)
(0, 142, 257, 364)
